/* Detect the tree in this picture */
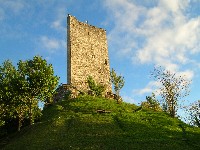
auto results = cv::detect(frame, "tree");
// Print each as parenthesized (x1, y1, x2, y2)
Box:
(0, 56, 59, 131)
(18, 56, 59, 125)
(0, 60, 16, 127)
(0, 60, 29, 131)
(151, 66, 190, 117)
(110, 68, 125, 101)
(87, 76, 105, 97)
(11, 68, 29, 131)
(185, 100, 200, 127)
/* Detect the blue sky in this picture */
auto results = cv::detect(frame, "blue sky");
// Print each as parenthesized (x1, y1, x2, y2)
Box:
(0, 0, 199, 110)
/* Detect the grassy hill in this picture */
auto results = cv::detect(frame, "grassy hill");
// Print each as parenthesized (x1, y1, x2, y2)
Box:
(1, 95, 200, 150)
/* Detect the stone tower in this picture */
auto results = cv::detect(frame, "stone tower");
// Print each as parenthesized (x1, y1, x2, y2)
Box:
(67, 14, 112, 95)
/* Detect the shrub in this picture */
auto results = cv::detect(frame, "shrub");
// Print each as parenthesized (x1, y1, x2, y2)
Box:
(87, 76, 105, 97)
(141, 93, 162, 111)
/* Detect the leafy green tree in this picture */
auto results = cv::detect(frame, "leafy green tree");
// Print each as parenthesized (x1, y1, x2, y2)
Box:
(87, 76, 105, 97)
(141, 93, 162, 111)
(0, 56, 59, 131)
(152, 66, 190, 117)
(18, 56, 59, 125)
(0, 60, 15, 127)
(110, 68, 125, 101)
(185, 100, 200, 127)
(0, 60, 29, 131)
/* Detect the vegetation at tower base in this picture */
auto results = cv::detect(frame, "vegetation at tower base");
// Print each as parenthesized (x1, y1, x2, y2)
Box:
(1, 95, 200, 150)
(151, 66, 191, 118)
(0, 56, 59, 133)
(110, 68, 125, 102)
(141, 93, 162, 112)
(87, 76, 105, 97)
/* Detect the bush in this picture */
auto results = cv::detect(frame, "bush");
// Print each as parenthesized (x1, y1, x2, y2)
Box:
(87, 76, 105, 97)
(141, 93, 162, 111)
(64, 90, 72, 100)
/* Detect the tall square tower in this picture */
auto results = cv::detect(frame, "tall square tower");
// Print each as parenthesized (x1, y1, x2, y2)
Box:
(67, 15, 112, 94)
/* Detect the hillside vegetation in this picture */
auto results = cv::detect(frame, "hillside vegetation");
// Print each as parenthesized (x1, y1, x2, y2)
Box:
(1, 95, 200, 150)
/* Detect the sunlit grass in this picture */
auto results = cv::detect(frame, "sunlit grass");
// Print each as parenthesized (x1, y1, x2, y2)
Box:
(2, 95, 200, 150)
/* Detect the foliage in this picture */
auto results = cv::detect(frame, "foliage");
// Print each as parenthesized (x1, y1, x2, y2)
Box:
(0, 61, 13, 126)
(53, 84, 72, 102)
(110, 68, 125, 101)
(87, 76, 105, 97)
(17, 56, 59, 125)
(185, 100, 200, 127)
(141, 93, 162, 111)
(0, 56, 59, 132)
(1, 96, 200, 150)
(151, 66, 190, 117)
(18, 56, 59, 102)
(0, 60, 29, 131)
(64, 90, 72, 100)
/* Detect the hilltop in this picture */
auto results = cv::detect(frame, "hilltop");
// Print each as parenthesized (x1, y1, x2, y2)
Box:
(1, 95, 200, 150)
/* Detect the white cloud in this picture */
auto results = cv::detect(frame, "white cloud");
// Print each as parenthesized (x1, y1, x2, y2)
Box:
(136, 11, 199, 68)
(0, 0, 26, 15)
(159, 0, 189, 13)
(40, 36, 65, 53)
(104, 0, 199, 100)
(104, 0, 200, 78)
(50, 7, 66, 31)
(6, 0, 25, 13)
(134, 81, 161, 96)
(177, 70, 194, 81)
(134, 69, 193, 99)
(0, 8, 4, 21)
(0, 0, 27, 22)
(121, 95, 135, 103)
(105, 0, 146, 57)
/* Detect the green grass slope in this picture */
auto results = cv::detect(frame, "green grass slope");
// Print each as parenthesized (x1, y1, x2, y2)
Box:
(2, 95, 200, 150)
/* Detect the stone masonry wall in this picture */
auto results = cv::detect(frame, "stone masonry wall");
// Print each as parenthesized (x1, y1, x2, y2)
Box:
(67, 14, 112, 94)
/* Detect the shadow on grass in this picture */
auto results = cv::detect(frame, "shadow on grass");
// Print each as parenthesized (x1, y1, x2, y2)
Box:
(4, 111, 200, 150)
(2, 96, 200, 150)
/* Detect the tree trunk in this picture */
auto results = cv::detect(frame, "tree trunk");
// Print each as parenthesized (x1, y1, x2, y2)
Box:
(171, 101, 175, 118)
(18, 117, 21, 132)
(29, 98, 33, 125)
(116, 90, 120, 103)
(18, 113, 23, 132)
(18, 108, 24, 131)
(194, 116, 200, 127)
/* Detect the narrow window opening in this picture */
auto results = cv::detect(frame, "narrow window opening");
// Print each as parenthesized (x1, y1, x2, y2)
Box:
(105, 59, 108, 65)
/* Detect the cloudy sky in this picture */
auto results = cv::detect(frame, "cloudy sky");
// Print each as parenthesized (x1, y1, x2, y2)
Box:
(0, 0, 199, 108)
